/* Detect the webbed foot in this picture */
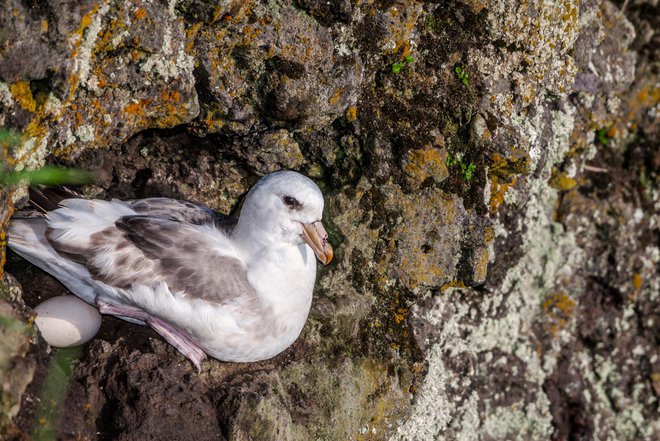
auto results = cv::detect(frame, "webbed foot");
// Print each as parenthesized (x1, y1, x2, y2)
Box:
(98, 301, 207, 371)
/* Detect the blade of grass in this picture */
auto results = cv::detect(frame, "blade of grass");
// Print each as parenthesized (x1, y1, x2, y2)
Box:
(0, 166, 95, 187)
(32, 346, 82, 441)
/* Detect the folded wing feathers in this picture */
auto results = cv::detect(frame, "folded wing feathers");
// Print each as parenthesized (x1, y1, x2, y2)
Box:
(128, 198, 236, 231)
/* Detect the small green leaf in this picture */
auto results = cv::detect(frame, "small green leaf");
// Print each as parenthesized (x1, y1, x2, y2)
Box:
(392, 54, 414, 74)
(594, 127, 611, 146)
(0, 166, 95, 187)
(461, 162, 476, 181)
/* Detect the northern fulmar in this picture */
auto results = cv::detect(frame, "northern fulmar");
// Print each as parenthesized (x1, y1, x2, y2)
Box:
(8, 170, 333, 370)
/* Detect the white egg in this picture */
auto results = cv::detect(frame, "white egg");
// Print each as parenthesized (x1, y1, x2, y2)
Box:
(34, 296, 102, 347)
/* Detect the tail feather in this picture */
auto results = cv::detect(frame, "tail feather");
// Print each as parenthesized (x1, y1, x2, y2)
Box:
(8, 195, 138, 306)
(8, 218, 98, 304)
(29, 187, 82, 213)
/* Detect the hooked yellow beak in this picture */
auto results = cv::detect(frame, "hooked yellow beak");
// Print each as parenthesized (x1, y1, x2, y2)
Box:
(301, 222, 333, 265)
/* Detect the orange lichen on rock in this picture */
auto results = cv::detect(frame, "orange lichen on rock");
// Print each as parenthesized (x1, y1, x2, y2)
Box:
(134, 7, 147, 20)
(122, 90, 189, 129)
(487, 151, 530, 212)
(488, 176, 516, 212)
(124, 100, 149, 117)
(328, 86, 345, 106)
(403, 147, 449, 189)
(393, 308, 408, 325)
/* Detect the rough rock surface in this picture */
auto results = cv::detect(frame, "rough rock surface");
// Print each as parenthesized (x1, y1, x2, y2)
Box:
(1, 0, 658, 440)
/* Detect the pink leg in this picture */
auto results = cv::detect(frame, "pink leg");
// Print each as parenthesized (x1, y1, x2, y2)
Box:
(98, 302, 207, 371)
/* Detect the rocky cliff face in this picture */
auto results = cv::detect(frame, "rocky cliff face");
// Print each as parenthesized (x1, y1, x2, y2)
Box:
(1, 1, 658, 440)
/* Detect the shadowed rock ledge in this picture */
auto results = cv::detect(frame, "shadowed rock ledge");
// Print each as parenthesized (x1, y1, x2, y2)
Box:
(1, 1, 658, 440)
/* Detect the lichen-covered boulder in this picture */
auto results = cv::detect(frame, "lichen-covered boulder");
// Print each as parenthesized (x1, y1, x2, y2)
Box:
(193, 1, 363, 135)
(0, 0, 199, 169)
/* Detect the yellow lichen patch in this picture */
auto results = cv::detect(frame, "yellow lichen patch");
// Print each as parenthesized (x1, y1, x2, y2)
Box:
(65, 5, 100, 101)
(9, 81, 36, 113)
(152, 90, 190, 127)
(352, 358, 412, 441)
(606, 125, 617, 139)
(23, 119, 47, 143)
(387, 3, 423, 54)
(95, 9, 130, 55)
(66, 73, 80, 102)
(80, 9, 93, 30)
(93, 67, 109, 88)
(632, 273, 643, 290)
(651, 372, 660, 397)
(542, 291, 576, 336)
(121, 90, 190, 130)
(402, 147, 448, 189)
(327, 86, 345, 106)
(549, 170, 577, 191)
(185, 22, 204, 53)
(345, 106, 357, 122)
(440, 280, 467, 290)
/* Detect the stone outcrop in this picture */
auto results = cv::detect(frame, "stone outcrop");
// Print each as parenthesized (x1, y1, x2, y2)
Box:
(1, 1, 658, 440)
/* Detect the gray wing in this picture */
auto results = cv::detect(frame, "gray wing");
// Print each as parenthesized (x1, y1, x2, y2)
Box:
(128, 198, 237, 231)
(47, 215, 255, 305)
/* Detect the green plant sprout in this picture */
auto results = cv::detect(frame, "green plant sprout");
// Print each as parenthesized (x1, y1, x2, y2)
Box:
(446, 152, 477, 181)
(454, 65, 474, 98)
(594, 127, 611, 146)
(446, 152, 459, 167)
(392, 55, 414, 74)
(461, 161, 476, 181)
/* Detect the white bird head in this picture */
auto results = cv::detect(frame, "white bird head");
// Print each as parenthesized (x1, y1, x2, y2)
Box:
(235, 171, 333, 265)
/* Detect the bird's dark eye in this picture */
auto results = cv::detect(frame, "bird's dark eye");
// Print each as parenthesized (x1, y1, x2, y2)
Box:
(282, 196, 301, 209)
